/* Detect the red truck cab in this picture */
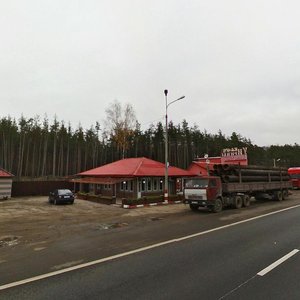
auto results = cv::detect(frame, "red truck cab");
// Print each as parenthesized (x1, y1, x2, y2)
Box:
(183, 176, 223, 212)
(288, 167, 300, 189)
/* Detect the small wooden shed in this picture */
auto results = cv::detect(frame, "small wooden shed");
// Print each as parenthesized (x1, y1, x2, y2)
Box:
(0, 168, 13, 199)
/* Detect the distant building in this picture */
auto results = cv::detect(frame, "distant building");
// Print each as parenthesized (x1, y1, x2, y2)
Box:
(0, 168, 14, 199)
(72, 157, 193, 199)
(188, 148, 248, 176)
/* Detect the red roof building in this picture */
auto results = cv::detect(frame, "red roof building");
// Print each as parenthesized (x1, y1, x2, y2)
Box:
(73, 157, 193, 200)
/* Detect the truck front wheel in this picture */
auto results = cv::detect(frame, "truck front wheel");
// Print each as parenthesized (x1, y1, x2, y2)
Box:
(212, 198, 223, 213)
(189, 204, 199, 211)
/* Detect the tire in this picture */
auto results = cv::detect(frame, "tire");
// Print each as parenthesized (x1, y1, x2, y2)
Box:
(233, 195, 243, 209)
(212, 198, 223, 213)
(70, 200, 74, 205)
(274, 191, 283, 201)
(243, 195, 250, 207)
(282, 189, 288, 200)
(189, 204, 199, 211)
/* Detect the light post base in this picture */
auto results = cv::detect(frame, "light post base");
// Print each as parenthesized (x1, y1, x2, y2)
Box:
(164, 192, 168, 204)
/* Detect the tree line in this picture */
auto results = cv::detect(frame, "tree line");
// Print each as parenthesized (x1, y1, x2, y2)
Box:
(0, 113, 299, 179)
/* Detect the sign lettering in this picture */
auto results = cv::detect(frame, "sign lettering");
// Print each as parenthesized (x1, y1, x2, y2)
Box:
(221, 147, 248, 157)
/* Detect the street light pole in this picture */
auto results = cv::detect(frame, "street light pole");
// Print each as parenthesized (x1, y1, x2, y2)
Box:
(164, 90, 168, 203)
(164, 89, 185, 203)
(273, 158, 281, 167)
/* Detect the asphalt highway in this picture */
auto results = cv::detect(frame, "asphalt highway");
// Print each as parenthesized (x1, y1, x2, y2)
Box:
(1, 204, 300, 299)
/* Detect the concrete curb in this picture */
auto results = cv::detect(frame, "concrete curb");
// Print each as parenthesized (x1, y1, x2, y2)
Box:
(122, 200, 182, 209)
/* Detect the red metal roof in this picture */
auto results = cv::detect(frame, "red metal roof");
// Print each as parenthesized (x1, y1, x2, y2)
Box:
(0, 168, 13, 178)
(188, 162, 214, 176)
(78, 157, 193, 177)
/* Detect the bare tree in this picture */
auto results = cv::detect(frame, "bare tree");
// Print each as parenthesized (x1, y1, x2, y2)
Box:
(104, 100, 137, 159)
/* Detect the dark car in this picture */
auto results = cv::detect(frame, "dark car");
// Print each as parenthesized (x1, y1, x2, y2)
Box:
(49, 189, 75, 205)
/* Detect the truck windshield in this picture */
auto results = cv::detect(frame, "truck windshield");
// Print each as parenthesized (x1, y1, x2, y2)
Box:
(184, 178, 209, 188)
(290, 174, 300, 179)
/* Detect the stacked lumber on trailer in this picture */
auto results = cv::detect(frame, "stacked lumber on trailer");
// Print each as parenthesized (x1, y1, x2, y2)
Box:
(213, 164, 289, 183)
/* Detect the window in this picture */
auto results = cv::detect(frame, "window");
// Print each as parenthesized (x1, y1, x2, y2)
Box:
(290, 174, 300, 179)
(209, 179, 217, 187)
(184, 178, 209, 188)
(89, 184, 94, 192)
(141, 179, 146, 191)
(104, 184, 111, 190)
(120, 181, 126, 191)
(159, 178, 163, 190)
(147, 179, 152, 191)
(129, 181, 133, 191)
(153, 179, 158, 191)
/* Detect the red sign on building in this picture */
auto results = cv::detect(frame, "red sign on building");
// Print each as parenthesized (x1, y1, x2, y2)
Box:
(188, 148, 248, 176)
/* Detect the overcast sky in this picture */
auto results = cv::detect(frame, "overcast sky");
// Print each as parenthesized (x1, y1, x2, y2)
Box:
(1, 0, 300, 146)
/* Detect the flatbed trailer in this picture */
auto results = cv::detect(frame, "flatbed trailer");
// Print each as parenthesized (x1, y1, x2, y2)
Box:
(184, 164, 292, 212)
(222, 181, 291, 194)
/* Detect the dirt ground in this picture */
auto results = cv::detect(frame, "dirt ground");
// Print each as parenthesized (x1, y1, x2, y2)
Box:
(0, 196, 185, 251)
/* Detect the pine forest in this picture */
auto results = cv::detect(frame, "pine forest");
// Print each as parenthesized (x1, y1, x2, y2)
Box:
(1, 115, 300, 179)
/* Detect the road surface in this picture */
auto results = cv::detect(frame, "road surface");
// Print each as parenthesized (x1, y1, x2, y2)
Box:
(1, 202, 300, 299)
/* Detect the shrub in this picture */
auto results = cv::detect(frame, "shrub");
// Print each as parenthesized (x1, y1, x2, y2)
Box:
(122, 195, 164, 206)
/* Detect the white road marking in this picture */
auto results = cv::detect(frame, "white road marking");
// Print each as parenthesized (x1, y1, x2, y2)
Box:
(257, 249, 299, 276)
(51, 260, 84, 271)
(33, 247, 46, 251)
(1, 204, 300, 291)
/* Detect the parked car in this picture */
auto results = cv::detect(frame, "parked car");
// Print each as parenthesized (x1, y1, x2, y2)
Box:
(49, 189, 75, 205)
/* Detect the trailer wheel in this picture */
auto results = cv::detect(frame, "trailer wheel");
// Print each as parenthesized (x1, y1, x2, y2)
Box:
(233, 196, 243, 209)
(282, 189, 289, 200)
(189, 204, 199, 211)
(243, 195, 250, 207)
(212, 198, 223, 213)
(274, 190, 283, 201)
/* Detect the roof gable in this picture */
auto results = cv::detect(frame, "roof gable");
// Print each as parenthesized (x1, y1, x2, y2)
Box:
(0, 168, 13, 178)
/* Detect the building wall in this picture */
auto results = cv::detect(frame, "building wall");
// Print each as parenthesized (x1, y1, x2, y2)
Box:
(132, 177, 165, 198)
(0, 178, 12, 199)
(79, 177, 171, 199)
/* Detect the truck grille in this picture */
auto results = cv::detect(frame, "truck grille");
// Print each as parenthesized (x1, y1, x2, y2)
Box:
(188, 195, 203, 200)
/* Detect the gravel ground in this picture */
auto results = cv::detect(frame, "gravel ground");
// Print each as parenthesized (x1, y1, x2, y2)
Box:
(0, 196, 186, 250)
